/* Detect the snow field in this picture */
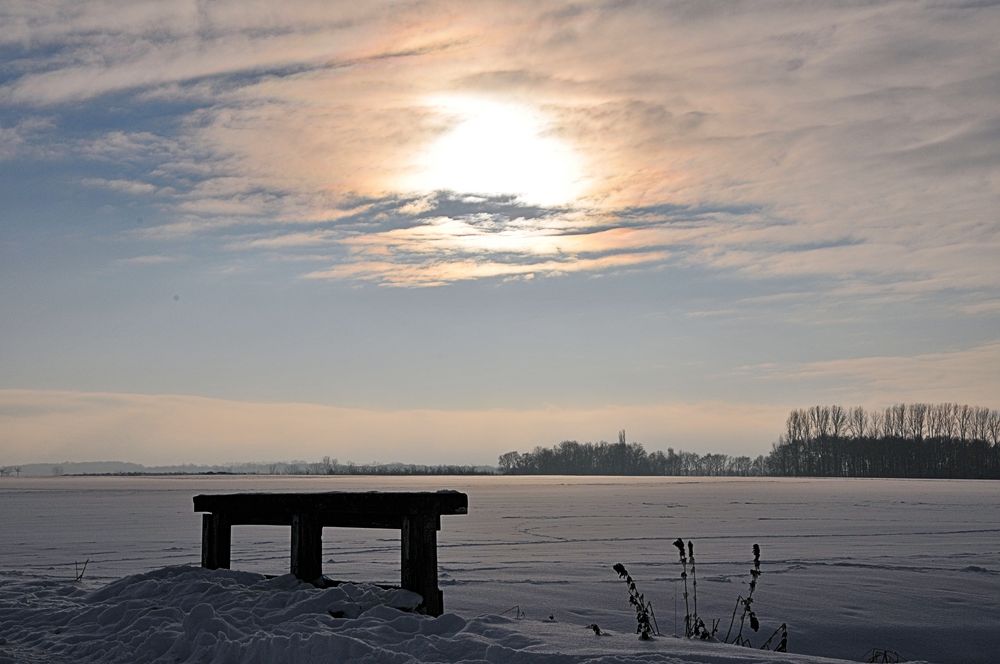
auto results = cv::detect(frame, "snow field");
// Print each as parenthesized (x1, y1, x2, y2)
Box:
(1, 476, 997, 662)
(1, 565, 874, 664)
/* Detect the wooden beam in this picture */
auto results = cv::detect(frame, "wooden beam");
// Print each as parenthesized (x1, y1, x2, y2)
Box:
(401, 513, 442, 616)
(290, 512, 322, 582)
(200, 513, 231, 570)
(194, 491, 468, 521)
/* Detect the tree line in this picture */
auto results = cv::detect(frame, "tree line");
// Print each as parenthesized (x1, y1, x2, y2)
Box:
(231, 456, 491, 475)
(498, 431, 766, 476)
(768, 403, 1000, 478)
(3, 458, 491, 477)
(498, 403, 1000, 479)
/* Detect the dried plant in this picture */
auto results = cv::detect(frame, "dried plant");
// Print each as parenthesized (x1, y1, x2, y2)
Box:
(612, 563, 659, 640)
(499, 605, 525, 619)
(74, 559, 90, 582)
(725, 543, 762, 644)
(760, 622, 787, 652)
(671, 539, 786, 647)
(672, 539, 691, 636)
(863, 647, 902, 663)
(673, 539, 714, 638)
(689, 541, 700, 634)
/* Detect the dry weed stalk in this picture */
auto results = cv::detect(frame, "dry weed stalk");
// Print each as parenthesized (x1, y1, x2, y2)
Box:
(612, 563, 659, 640)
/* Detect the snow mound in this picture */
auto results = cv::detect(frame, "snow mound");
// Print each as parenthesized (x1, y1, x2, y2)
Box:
(0, 566, 889, 663)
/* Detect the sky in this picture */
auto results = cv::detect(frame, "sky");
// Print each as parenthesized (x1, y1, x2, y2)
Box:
(1, 1, 999, 465)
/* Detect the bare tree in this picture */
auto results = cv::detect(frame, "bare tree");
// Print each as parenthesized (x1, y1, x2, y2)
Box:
(972, 407, 990, 441)
(988, 410, 1000, 446)
(497, 451, 523, 473)
(771, 402, 1000, 479)
(786, 410, 807, 441)
(830, 405, 847, 438)
(926, 403, 944, 438)
(957, 405, 972, 440)
(939, 403, 955, 437)
(887, 404, 906, 438)
(868, 411, 884, 439)
(847, 406, 867, 439)
(810, 406, 830, 438)
(906, 403, 927, 440)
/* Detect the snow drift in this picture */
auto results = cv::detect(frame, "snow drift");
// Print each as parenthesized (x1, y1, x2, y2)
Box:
(0, 565, 899, 664)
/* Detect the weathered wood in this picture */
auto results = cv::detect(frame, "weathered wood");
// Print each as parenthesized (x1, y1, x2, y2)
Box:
(193, 491, 467, 614)
(194, 491, 467, 527)
(290, 512, 323, 581)
(402, 513, 442, 616)
(201, 513, 231, 570)
(222, 512, 404, 529)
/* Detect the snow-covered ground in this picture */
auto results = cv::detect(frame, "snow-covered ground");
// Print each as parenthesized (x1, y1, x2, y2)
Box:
(0, 565, 871, 663)
(1, 476, 997, 663)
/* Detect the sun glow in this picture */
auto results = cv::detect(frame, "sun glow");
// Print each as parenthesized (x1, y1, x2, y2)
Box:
(406, 97, 586, 207)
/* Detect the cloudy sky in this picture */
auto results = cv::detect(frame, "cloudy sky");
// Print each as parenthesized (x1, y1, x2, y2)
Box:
(2, 1, 998, 465)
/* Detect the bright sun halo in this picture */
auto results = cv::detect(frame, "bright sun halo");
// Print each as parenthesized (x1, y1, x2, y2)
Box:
(407, 97, 585, 207)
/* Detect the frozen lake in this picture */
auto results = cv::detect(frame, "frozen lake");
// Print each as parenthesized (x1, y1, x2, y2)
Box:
(2, 475, 998, 663)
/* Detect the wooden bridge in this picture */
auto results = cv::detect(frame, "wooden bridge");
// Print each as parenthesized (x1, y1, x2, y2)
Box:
(193, 490, 468, 616)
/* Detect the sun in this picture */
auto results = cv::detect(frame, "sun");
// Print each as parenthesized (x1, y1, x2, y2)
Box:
(405, 96, 585, 207)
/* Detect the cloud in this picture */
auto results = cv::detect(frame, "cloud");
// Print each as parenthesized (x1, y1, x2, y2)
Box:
(2, 1, 998, 303)
(81, 177, 160, 195)
(747, 341, 1000, 406)
(115, 254, 181, 266)
(305, 249, 670, 287)
(0, 4, 396, 105)
(226, 231, 339, 250)
(0, 117, 54, 160)
(286, 192, 729, 285)
(0, 389, 790, 465)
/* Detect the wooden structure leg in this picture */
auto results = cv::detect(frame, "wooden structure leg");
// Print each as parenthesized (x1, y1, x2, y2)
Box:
(401, 514, 442, 616)
(291, 512, 323, 581)
(201, 513, 231, 570)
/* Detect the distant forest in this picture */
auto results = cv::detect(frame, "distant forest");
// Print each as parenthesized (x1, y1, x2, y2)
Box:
(7, 403, 997, 479)
(0, 458, 493, 478)
(769, 403, 1000, 478)
(498, 431, 767, 476)
(498, 403, 1000, 479)
(227, 459, 494, 476)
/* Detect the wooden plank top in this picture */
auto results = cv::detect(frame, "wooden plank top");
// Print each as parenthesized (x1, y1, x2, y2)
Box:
(193, 491, 468, 526)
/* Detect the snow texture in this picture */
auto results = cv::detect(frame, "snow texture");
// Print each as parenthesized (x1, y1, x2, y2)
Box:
(2, 476, 997, 663)
(0, 565, 869, 664)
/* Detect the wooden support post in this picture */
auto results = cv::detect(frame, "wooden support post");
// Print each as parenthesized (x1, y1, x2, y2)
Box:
(201, 513, 231, 570)
(290, 512, 323, 582)
(401, 514, 442, 616)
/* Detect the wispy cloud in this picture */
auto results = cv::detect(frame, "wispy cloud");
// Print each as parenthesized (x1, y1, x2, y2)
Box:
(0, 117, 54, 160)
(4, 2, 999, 297)
(81, 177, 161, 196)
(746, 341, 1000, 405)
(306, 249, 670, 287)
(226, 231, 340, 251)
(115, 254, 181, 266)
(277, 193, 733, 285)
(0, 4, 398, 105)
